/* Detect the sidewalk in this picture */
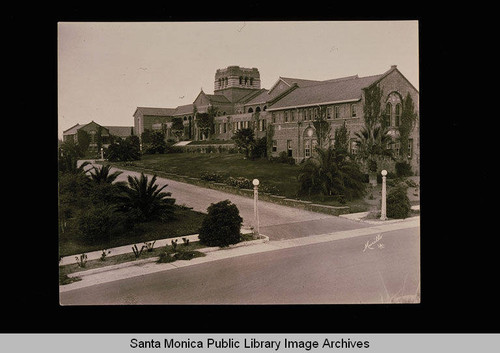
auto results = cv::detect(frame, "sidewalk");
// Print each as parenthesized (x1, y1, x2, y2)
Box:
(59, 216, 419, 293)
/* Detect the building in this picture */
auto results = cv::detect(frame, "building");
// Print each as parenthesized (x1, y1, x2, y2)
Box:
(62, 121, 134, 152)
(133, 65, 419, 174)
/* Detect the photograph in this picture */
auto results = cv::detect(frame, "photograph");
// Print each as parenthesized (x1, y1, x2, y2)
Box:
(57, 21, 420, 306)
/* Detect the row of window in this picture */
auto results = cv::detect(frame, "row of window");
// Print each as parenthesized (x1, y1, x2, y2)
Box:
(214, 119, 267, 134)
(272, 139, 414, 158)
(271, 104, 358, 124)
(217, 76, 255, 88)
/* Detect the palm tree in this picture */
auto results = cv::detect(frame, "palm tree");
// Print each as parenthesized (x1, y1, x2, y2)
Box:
(89, 164, 123, 184)
(354, 124, 394, 185)
(298, 146, 365, 201)
(119, 173, 176, 222)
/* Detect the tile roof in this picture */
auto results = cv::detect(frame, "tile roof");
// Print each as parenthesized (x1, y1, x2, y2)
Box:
(268, 74, 384, 110)
(205, 94, 230, 104)
(173, 103, 195, 116)
(63, 124, 81, 135)
(105, 126, 133, 137)
(135, 107, 176, 116)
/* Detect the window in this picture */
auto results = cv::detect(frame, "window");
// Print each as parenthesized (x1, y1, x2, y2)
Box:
(351, 104, 357, 117)
(386, 103, 393, 126)
(327, 107, 332, 119)
(408, 139, 413, 159)
(350, 140, 358, 155)
(395, 104, 401, 126)
(291, 110, 295, 121)
(284, 111, 288, 122)
(272, 112, 276, 123)
(223, 123, 227, 133)
(305, 140, 311, 157)
(287, 140, 293, 157)
(272, 140, 277, 152)
(335, 106, 340, 119)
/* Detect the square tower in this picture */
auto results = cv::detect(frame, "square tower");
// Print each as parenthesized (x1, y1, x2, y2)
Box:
(214, 66, 261, 102)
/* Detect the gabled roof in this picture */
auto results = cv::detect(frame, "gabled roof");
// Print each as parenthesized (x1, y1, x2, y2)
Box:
(267, 73, 384, 110)
(63, 123, 81, 135)
(239, 88, 269, 105)
(205, 94, 230, 104)
(134, 107, 176, 117)
(105, 126, 133, 137)
(173, 103, 194, 116)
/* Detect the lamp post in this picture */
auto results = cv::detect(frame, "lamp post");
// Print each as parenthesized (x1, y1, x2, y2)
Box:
(100, 147, 104, 160)
(380, 170, 387, 221)
(252, 178, 260, 235)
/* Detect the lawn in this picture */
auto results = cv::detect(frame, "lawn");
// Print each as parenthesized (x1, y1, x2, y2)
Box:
(116, 152, 302, 198)
(59, 205, 206, 257)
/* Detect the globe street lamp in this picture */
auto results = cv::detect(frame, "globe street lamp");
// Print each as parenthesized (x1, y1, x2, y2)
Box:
(252, 178, 260, 235)
(380, 170, 387, 221)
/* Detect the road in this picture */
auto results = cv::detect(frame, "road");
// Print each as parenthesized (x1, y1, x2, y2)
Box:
(101, 163, 372, 240)
(60, 227, 420, 305)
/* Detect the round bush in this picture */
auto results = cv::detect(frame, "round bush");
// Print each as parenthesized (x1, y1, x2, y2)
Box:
(198, 200, 243, 247)
(386, 184, 411, 219)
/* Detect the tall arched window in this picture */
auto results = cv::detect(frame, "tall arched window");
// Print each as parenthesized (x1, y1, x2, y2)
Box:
(239, 76, 243, 85)
(250, 78, 254, 86)
(395, 104, 401, 126)
(386, 103, 393, 126)
(256, 106, 261, 112)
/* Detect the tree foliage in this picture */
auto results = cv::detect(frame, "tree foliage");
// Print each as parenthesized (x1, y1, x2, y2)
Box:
(298, 146, 365, 201)
(107, 136, 141, 161)
(232, 127, 255, 158)
(398, 92, 418, 162)
(118, 173, 176, 223)
(198, 200, 242, 247)
(312, 106, 332, 149)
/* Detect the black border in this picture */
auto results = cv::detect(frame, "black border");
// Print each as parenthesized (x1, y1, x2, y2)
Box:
(6, 5, 490, 335)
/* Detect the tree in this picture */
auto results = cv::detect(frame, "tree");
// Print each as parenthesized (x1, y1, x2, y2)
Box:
(354, 124, 393, 184)
(232, 127, 255, 158)
(398, 92, 418, 163)
(118, 173, 176, 222)
(77, 130, 90, 154)
(312, 106, 332, 149)
(196, 105, 218, 140)
(89, 164, 123, 184)
(58, 141, 91, 174)
(363, 84, 384, 130)
(147, 130, 167, 154)
(333, 121, 349, 153)
(298, 146, 365, 201)
(198, 200, 242, 247)
(171, 117, 184, 140)
(107, 137, 141, 161)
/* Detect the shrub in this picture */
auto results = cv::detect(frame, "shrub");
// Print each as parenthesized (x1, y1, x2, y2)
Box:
(226, 176, 253, 189)
(77, 204, 123, 243)
(200, 171, 226, 183)
(270, 151, 295, 165)
(395, 161, 413, 177)
(386, 184, 411, 219)
(198, 200, 243, 247)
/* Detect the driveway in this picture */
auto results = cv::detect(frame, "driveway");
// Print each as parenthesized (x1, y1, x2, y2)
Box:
(98, 163, 371, 240)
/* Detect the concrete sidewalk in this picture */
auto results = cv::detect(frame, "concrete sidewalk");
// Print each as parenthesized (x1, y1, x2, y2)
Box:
(59, 216, 419, 293)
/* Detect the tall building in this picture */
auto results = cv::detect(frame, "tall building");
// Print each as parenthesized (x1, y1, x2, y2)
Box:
(133, 65, 419, 174)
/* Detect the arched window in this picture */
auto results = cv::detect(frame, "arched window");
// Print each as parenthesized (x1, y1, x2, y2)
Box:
(239, 76, 243, 85)
(395, 104, 401, 126)
(256, 106, 261, 112)
(386, 103, 392, 125)
(248, 107, 254, 113)
(225, 77, 228, 86)
(263, 105, 267, 111)
(250, 78, 254, 85)
(244, 77, 248, 85)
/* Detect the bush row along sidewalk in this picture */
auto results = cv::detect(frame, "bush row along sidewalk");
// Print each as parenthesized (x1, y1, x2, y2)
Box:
(60, 229, 254, 266)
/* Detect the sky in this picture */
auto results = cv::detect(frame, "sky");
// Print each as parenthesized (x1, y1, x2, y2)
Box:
(58, 21, 419, 139)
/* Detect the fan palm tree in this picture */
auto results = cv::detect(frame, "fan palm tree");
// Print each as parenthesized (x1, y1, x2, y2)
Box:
(298, 146, 365, 201)
(89, 164, 123, 184)
(354, 124, 394, 185)
(119, 173, 176, 222)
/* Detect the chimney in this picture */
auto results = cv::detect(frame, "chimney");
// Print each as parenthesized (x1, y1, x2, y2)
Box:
(391, 65, 397, 69)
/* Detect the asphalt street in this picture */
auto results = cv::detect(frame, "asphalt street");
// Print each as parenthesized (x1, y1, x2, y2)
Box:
(60, 226, 420, 305)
